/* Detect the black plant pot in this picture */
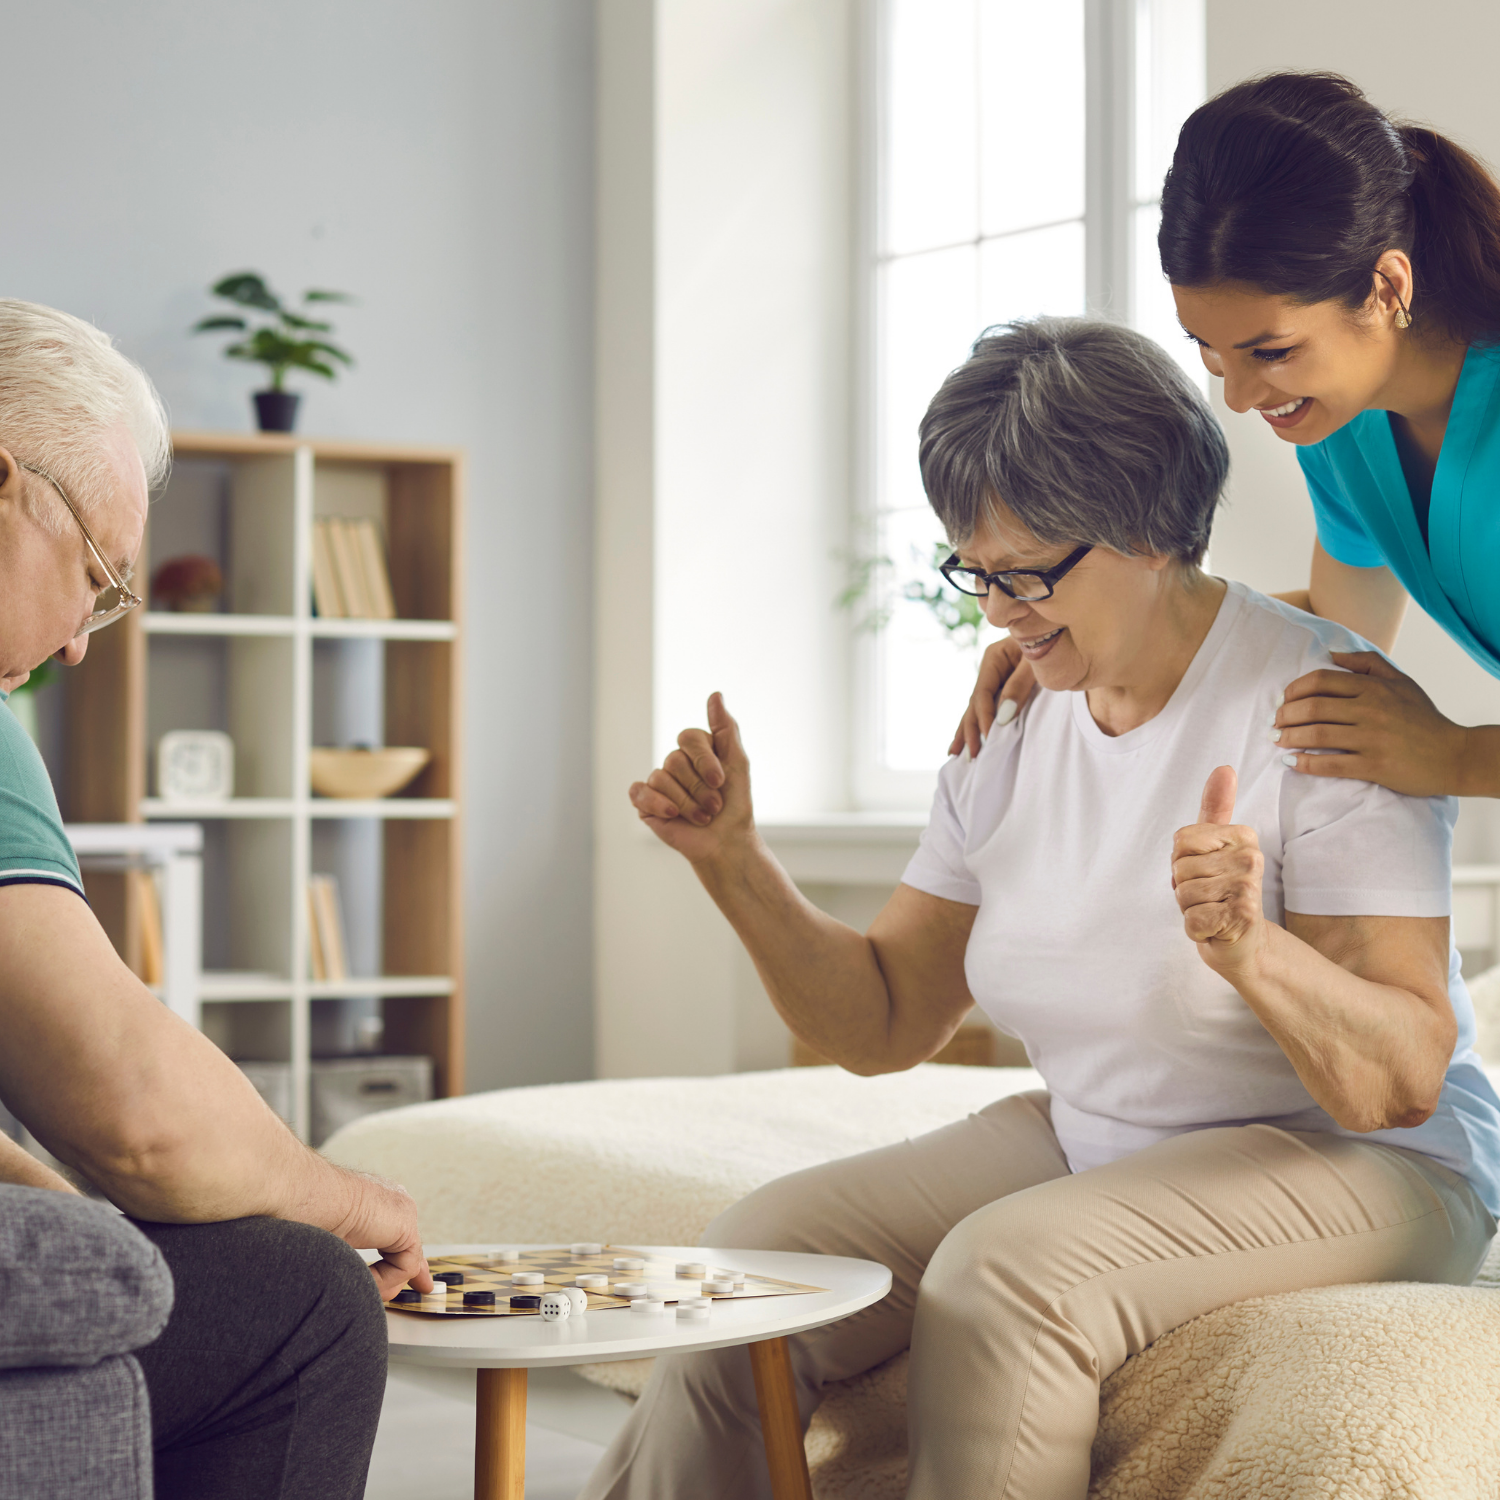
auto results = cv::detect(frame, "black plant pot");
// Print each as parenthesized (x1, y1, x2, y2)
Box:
(253, 390, 301, 433)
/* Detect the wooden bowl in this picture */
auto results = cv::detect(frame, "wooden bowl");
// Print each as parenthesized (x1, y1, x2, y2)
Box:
(309, 747, 431, 800)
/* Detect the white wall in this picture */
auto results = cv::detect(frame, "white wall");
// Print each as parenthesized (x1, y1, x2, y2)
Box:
(1204, 0, 1500, 862)
(4, 0, 596, 1091)
(594, 0, 857, 1077)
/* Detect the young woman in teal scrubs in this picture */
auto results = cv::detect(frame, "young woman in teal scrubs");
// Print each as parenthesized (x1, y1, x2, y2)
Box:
(954, 72, 1500, 802)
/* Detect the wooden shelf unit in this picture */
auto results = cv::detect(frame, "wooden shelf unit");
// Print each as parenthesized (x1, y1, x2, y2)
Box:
(65, 431, 464, 1140)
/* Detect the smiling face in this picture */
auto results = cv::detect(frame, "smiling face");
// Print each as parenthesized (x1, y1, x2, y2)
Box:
(0, 427, 148, 693)
(1172, 270, 1410, 445)
(957, 503, 1184, 696)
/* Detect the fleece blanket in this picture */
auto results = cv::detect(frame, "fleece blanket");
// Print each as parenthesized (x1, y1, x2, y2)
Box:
(325, 1035, 1500, 1499)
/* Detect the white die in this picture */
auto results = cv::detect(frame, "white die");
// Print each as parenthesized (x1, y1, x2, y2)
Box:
(539, 1291, 573, 1321)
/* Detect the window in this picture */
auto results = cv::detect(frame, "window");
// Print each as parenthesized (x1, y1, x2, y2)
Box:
(857, 0, 1205, 808)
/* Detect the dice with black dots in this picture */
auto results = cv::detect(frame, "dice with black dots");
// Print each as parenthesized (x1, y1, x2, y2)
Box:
(539, 1287, 588, 1322)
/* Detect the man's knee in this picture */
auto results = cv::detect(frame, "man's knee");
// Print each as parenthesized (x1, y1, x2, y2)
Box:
(136, 1217, 383, 1345)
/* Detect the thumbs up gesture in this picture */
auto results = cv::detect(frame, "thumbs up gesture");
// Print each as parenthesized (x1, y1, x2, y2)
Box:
(628, 692, 756, 865)
(1171, 766, 1267, 974)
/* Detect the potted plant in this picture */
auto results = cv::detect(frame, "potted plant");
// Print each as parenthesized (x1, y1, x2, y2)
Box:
(192, 272, 354, 432)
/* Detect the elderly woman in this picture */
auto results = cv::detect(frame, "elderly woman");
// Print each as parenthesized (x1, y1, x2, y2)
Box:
(586, 318, 1500, 1500)
(0, 300, 430, 1499)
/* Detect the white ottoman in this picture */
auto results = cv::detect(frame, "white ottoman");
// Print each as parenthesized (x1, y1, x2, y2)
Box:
(321, 1063, 1044, 1247)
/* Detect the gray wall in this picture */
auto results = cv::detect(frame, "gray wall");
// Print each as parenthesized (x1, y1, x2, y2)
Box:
(4, 0, 596, 1091)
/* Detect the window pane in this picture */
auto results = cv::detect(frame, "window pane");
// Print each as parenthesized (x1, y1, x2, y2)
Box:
(883, 0, 979, 256)
(978, 0, 1085, 236)
(878, 506, 1004, 772)
(878, 243, 979, 515)
(1131, 204, 1206, 388)
(1133, 0, 1206, 203)
(977, 219, 1085, 329)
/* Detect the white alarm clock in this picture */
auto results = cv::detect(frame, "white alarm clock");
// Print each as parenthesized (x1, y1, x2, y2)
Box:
(156, 730, 235, 802)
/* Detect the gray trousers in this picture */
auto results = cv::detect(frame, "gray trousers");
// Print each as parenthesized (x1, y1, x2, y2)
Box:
(133, 1216, 388, 1500)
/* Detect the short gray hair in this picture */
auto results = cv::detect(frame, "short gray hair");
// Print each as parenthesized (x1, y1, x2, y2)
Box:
(0, 300, 170, 533)
(918, 317, 1228, 564)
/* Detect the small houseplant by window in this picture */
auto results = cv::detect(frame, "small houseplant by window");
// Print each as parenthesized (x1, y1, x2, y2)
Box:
(192, 273, 354, 433)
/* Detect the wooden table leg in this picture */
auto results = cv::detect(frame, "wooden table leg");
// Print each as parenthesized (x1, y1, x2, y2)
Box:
(749, 1336, 813, 1500)
(475, 1367, 527, 1500)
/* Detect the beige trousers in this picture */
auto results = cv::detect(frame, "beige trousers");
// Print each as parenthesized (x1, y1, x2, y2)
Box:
(578, 1091, 1493, 1500)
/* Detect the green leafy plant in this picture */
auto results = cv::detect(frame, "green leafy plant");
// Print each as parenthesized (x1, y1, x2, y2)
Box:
(192, 272, 354, 391)
(902, 544, 988, 651)
(837, 536, 990, 652)
(8, 660, 56, 697)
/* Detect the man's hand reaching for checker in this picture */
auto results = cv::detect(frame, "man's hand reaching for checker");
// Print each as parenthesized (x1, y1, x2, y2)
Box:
(629, 692, 756, 865)
(1171, 766, 1267, 977)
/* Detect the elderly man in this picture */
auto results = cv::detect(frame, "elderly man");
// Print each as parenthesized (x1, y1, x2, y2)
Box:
(0, 300, 430, 1499)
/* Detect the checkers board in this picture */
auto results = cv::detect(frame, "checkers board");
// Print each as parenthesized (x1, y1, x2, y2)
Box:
(385, 1245, 827, 1318)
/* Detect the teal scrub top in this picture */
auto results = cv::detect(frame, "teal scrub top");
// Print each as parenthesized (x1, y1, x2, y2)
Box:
(0, 692, 83, 896)
(1297, 340, 1500, 679)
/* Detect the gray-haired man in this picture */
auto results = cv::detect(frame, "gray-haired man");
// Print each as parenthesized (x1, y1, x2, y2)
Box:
(0, 300, 429, 1499)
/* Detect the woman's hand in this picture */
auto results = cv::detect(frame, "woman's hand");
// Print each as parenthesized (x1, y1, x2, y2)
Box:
(948, 637, 1036, 758)
(1171, 766, 1267, 976)
(1273, 652, 1477, 797)
(628, 692, 755, 864)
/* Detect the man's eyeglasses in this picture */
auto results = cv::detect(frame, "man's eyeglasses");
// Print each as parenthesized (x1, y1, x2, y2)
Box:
(939, 545, 1092, 603)
(17, 461, 142, 635)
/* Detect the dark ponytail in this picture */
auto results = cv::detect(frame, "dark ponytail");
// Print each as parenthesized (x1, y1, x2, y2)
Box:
(1159, 72, 1500, 345)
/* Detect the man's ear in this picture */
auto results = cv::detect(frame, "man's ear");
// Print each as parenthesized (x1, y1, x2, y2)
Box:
(0, 448, 22, 521)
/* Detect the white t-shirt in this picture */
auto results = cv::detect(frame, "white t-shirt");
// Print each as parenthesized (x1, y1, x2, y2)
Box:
(902, 582, 1500, 1213)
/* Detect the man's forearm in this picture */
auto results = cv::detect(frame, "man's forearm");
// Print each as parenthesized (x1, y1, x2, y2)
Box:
(1225, 924, 1452, 1132)
(693, 835, 897, 1068)
(0, 1130, 78, 1193)
(78, 1103, 351, 1227)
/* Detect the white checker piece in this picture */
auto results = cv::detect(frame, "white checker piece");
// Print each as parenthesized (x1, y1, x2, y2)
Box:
(386, 1245, 826, 1320)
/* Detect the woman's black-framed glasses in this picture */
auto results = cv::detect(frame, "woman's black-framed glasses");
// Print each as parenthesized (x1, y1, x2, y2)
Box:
(939, 545, 1092, 603)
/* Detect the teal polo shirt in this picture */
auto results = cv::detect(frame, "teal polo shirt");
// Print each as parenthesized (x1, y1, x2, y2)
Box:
(0, 693, 83, 896)
(1297, 341, 1500, 679)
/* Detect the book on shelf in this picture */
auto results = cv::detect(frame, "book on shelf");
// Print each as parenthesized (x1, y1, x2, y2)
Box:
(328, 519, 371, 617)
(311, 521, 347, 619)
(311, 518, 396, 621)
(353, 519, 397, 619)
(306, 874, 349, 982)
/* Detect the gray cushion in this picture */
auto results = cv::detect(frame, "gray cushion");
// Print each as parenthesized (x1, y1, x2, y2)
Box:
(0, 1357, 152, 1500)
(0, 1185, 172, 1368)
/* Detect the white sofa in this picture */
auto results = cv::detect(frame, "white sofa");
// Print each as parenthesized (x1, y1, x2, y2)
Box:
(327, 1046, 1500, 1498)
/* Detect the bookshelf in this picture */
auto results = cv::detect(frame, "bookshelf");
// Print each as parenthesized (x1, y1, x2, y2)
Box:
(61, 431, 464, 1141)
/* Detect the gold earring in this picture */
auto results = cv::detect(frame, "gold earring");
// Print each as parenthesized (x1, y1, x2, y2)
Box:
(1395, 306, 1412, 330)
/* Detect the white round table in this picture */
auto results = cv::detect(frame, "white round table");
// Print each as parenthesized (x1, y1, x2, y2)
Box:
(383, 1244, 892, 1500)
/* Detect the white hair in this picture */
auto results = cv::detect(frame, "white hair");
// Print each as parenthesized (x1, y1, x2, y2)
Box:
(0, 299, 170, 534)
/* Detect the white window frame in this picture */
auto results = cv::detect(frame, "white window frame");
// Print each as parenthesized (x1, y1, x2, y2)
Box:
(853, 0, 1204, 812)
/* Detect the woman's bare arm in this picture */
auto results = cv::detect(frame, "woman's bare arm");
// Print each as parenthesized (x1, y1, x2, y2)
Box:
(631, 694, 978, 1073)
(1272, 911, 1455, 1130)
(1174, 767, 1455, 1132)
(1272, 541, 1409, 652)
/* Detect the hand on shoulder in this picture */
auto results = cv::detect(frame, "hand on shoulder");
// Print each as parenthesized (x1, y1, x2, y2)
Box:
(1273, 650, 1474, 797)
